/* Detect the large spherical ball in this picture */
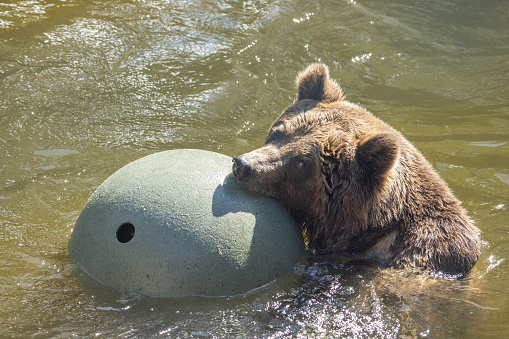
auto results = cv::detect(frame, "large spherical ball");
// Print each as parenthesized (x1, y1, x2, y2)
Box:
(68, 149, 305, 297)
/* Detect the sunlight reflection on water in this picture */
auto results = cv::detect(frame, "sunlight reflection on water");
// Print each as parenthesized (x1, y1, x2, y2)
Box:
(0, 0, 508, 337)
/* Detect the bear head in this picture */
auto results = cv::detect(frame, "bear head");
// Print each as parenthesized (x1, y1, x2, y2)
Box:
(233, 64, 402, 250)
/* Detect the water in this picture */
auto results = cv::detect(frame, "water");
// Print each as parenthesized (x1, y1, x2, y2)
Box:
(0, 0, 508, 337)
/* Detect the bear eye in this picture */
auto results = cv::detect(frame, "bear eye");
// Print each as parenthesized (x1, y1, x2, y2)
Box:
(289, 157, 312, 172)
(287, 156, 315, 182)
(296, 161, 306, 169)
(267, 129, 284, 143)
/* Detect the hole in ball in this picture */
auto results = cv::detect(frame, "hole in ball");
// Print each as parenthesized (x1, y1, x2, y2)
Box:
(117, 223, 135, 243)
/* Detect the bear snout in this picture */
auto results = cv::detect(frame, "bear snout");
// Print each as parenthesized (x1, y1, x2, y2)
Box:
(232, 155, 252, 180)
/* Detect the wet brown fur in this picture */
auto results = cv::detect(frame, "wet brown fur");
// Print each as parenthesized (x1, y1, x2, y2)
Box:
(233, 63, 481, 275)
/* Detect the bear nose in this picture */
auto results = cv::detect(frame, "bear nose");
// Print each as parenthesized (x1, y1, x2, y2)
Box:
(232, 156, 252, 180)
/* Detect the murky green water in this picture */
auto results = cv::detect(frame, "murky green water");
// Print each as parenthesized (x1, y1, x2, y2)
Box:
(1, 0, 508, 337)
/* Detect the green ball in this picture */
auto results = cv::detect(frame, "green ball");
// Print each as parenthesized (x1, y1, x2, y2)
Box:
(68, 149, 305, 297)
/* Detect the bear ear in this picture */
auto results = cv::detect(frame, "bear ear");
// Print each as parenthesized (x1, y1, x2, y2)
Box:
(296, 63, 343, 103)
(355, 133, 400, 181)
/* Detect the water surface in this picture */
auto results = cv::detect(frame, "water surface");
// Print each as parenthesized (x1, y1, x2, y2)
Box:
(1, 0, 508, 337)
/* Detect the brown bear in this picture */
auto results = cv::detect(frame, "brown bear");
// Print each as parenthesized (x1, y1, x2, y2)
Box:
(232, 63, 481, 275)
